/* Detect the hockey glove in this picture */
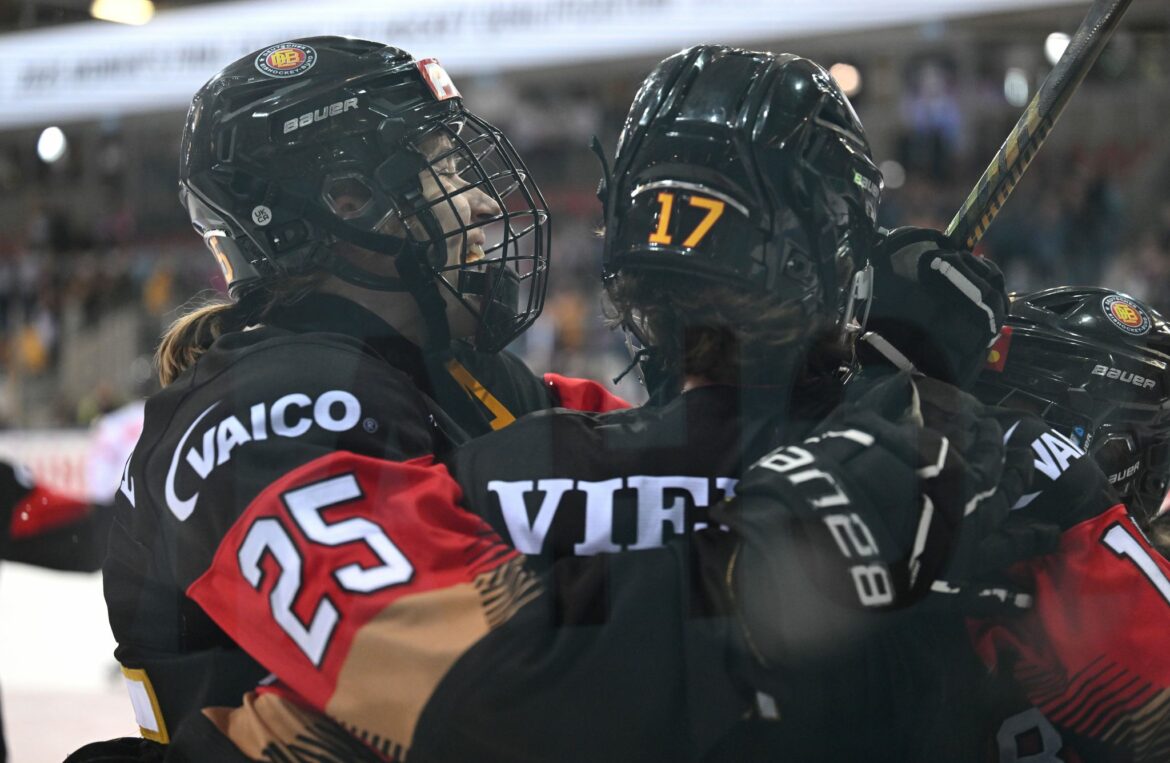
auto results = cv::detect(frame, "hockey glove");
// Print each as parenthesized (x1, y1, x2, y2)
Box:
(715, 372, 1014, 664)
(950, 403, 1118, 579)
(911, 377, 1039, 578)
(923, 402, 1070, 614)
(860, 226, 1008, 388)
(63, 737, 165, 763)
(0, 460, 33, 552)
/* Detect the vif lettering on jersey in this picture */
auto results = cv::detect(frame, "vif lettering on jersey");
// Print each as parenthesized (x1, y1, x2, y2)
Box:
(486, 474, 738, 555)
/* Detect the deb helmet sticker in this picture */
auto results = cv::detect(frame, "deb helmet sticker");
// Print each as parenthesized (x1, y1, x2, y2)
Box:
(255, 43, 318, 78)
(1103, 294, 1151, 336)
(417, 58, 461, 101)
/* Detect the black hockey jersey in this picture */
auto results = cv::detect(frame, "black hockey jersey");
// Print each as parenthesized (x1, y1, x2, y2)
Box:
(158, 377, 982, 763)
(440, 381, 982, 761)
(102, 294, 554, 744)
(447, 384, 816, 565)
(966, 414, 1170, 763)
(156, 385, 832, 762)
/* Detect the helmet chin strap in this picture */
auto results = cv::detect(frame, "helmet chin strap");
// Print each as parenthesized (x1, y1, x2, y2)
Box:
(323, 256, 410, 293)
(236, 168, 459, 354)
(300, 194, 456, 353)
(613, 320, 680, 406)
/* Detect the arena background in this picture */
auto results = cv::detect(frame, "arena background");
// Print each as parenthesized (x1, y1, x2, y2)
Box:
(0, 0, 1166, 758)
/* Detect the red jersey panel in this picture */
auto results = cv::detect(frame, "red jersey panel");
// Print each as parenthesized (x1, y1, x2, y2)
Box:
(972, 505, 1170, 761)
(187, 451, 540, 756)
(542, 373, 632, 413)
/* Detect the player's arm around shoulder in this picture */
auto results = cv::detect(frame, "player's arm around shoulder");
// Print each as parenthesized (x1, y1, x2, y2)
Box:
(182, 450, 538, 759)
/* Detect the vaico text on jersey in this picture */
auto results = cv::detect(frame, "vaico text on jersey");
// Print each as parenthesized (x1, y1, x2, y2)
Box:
(163, 391, 362, 520)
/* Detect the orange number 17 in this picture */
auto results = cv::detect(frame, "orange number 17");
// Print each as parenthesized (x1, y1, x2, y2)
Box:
(648, 192, 725, 247)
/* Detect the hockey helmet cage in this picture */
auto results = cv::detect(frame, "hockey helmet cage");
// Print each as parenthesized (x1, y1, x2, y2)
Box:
(975, 286, 1170, 525)
(602, 44, 883, 339)
(179, 36, 550, 352)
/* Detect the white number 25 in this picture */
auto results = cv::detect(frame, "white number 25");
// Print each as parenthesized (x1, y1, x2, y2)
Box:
(236, 473, 414, 666)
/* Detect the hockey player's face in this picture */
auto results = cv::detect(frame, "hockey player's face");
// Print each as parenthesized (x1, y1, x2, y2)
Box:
(414, 133, 502, 270)
(330, 133, 500, 268)
(415, 133, 502, 338)
(324, 130, 511, 343)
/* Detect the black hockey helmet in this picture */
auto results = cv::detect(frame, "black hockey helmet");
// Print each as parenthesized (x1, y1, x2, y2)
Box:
(179, 36, 550, 352)
(600, 44, 882, 340)
(974, 286, 1170, 524)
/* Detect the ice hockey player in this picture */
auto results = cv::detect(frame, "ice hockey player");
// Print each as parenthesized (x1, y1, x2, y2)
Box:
(134, 45, 1029, 763)
(967, 286, 1170, 761)
(99, 35, 573, 747)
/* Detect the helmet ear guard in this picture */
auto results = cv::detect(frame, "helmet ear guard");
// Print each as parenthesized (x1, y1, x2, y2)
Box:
(841, 263, 874, 343)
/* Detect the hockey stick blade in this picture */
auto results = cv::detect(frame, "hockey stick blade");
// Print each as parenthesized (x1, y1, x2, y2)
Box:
(945, 0, 1134, 250)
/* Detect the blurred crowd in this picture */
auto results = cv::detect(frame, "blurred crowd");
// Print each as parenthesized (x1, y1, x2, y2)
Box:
(0, 49, 1167, 428)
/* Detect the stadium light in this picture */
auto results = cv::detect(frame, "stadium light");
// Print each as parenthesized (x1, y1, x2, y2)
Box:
(1003, 67, 1030, 107)
(37, 127, 68, 164)
(90, 0, 155, 25)
(879, 160, 906, 190)
(1045, 32, 1071, 65)
(829, 63, 862, 97)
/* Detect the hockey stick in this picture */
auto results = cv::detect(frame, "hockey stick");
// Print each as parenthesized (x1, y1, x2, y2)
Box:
(945, 0, 1133, 250)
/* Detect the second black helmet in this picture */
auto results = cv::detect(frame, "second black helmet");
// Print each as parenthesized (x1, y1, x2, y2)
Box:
(602, 44, 883, 340)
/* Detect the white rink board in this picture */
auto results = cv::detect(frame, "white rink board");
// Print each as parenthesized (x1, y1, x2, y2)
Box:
(0, 558, 133, 759)
(0, 430, 92, 499)
(5, 686, 137, 762)
(0, 0, 1082, 128)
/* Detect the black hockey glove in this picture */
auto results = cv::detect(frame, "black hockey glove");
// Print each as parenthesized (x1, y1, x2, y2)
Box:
(911, 378, 1038, 578)
(909, 380, 1049, 614)
(63, 737, 165, 763)
(0, 460, 33, 553)
(860, 226, 1008, 388)
(926, 407, 1121, 617)
(715, 372, 1017, 665)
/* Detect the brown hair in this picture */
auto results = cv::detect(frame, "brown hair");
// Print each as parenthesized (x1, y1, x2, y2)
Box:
(604, 270, 851, 389)
(155, 274, 324, 386)
(1147, 514, 1170, 558)
(156, 299, 245, 386)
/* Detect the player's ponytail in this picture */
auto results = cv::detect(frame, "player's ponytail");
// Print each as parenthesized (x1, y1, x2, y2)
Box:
(155, 298, 253, 386)
(156, 272, 326, 386)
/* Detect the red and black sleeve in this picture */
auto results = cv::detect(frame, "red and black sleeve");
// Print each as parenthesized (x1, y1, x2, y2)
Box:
(0, 461, 108, 572)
